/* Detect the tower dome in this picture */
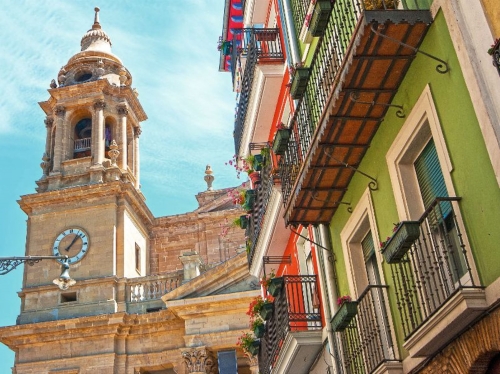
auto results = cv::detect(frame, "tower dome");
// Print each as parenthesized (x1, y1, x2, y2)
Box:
(57, 7, 131, 88)
(80, 7, 112, 53)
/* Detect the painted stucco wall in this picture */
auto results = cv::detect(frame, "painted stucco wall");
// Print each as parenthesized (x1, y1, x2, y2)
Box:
(482, 0, 500, 37)
(328, 9, 500, 356)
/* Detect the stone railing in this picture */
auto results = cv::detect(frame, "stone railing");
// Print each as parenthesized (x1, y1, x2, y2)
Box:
(126, 271, 183, 303)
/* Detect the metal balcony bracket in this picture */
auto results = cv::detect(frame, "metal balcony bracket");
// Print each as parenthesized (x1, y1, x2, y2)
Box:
(311, 190, 353, 213)
(370, 24, 450, 74)
(350, 91, 405, 118)
(262, 256, 292, 278)
(323, 148, 378, 191)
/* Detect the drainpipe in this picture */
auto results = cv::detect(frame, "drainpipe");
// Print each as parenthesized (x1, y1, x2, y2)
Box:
(316, 224, 339, 371)
(281, 0, 301, 64)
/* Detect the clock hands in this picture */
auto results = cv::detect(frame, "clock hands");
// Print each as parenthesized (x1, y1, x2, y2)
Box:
(64, 234, 79, 252)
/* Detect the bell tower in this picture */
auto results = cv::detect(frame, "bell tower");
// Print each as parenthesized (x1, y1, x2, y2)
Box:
(37, 7, 146, 192)
(17, 8, 153, 324)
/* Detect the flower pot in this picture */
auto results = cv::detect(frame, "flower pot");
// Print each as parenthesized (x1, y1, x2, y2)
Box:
(222, 41, 232, 56)
(253, 154, 264, 171)
(259, 302, 274, 321)
(256, 31, 278, 42)
(363, 0, 398, 10)
(248, 171, 261, 188)
(309, 0, 332, 37)
(239, 215, 249, 229)
(382, 221, 420, 264)
(272, 128, 291, 156)
(331, 301, 358, 332)
(247, 340, 260, 356)
(244, 189, 256, 211)
(254, 324, 266, 338)
(290, 67, 310, 99)
(267, 277, 284, 297)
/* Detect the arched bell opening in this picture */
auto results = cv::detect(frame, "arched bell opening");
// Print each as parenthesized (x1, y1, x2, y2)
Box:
(73, 117, 92, 159)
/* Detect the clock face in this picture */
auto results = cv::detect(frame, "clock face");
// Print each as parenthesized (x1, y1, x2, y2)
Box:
(52, 228, 89, 264)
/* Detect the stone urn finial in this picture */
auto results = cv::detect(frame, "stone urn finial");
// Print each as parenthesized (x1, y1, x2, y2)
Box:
(204, 165, 214, 191)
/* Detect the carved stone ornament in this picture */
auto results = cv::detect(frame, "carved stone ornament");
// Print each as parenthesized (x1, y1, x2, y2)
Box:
(182, 347, 217, 374)
(40, 152, 51, 176)
(108, 140, 120, 165)
(93, 99, 106, 110)
(54, 106, 66, 117)
(134, 126, 142, 137)
(44, 117, 54, 128)
(117, 104, 129, 116)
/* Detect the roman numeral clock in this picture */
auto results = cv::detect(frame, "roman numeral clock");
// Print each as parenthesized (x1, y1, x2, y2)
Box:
(52, 228, 89, 263)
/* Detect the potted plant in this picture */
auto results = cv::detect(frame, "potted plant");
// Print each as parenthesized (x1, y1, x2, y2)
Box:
(309, 0, 333, 37)
(233, 214, 249, 230)
(248, 296, 275, 321)
(243, 189, 256, 211)
(381, 221, 420, 263)
(217, 38, 232, 56)
(236, 332, 260, 356)
(363, 0, 398, 10)
(331, 295, 357, 332)
(289, 63, 310, 99)
(272, 123, 292, 156)
(251, 318, 266, 338)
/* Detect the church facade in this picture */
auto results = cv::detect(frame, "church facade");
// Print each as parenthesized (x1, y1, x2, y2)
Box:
(0, 8, 258, 374)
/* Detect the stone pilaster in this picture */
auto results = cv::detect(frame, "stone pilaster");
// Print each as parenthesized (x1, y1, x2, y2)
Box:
(134, 126, 141, 188)
(51, 106, 65, 173)
(93, 99, 106, 166)
(117, 103, 128, 170)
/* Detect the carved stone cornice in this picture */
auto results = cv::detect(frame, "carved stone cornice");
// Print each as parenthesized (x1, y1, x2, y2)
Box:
(44, 117, 54, 128)
(54, 106, 65, 117)
(182, 347, 217, 374)
(93, 99, 106, 110)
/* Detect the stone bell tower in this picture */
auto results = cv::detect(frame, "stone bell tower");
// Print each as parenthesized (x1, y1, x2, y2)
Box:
(38, 7, 146, 192)
(17, 8, 153, 324)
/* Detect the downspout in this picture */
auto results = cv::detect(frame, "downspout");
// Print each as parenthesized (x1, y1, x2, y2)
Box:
(281, 0, 301, 64)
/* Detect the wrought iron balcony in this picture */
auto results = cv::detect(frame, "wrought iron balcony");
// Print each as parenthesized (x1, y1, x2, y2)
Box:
(335, 285, 399, 373)
(258, 275, 323, 374)
(278, 1, 435, 225)
(222, 28, 284, 154)
(246, 149, 275, 267)
(386, 197, 483, 341)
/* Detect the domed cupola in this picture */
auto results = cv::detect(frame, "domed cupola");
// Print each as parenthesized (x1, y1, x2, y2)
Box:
(57, 7, 132, 88)
(80, 7, 112, 53)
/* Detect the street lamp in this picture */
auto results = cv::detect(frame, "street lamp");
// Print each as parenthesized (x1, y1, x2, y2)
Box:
(0, 255, 76, 290)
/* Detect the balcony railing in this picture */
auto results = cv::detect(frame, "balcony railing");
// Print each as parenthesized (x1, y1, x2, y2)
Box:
(277, 1, 433, 225)
(126, 272, 183, 303)
(336, 285, 399, 373)
(387, 197, 481, 339)
(290, 0, 311, 38)
(74, 137, 91, 152)
(246, 149, 275, 267)
(258, 275, 322, 374)
(226, 28, 284, 154)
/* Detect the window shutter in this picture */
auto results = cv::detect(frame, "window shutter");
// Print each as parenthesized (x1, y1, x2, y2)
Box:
(361, 232, 375, 261)
(414, 139, 451, 217)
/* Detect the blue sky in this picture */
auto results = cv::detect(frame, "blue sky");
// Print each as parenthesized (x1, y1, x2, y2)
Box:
(0, 1, 240, 370)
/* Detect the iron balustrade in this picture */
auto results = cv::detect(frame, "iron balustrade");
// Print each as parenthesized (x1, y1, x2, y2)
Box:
(388, 197, 480, 340)
(278, 0, 431, 206)
(258, 275, 322, 374)
(228, 28, 284, 154)
(74, 137, 91, 152)
(290, 0, 311, 39)
(246, 152, 275, 267)
(337, 285, 398, 374)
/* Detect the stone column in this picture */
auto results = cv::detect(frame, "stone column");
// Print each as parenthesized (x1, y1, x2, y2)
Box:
(117, 104, 128, 170)
(51, 106, 65, 173)
(93, 99, 106, 165)
(134, 126, 141, 188)
(42, 117, 54, 176)
(182, 347, 217, 374)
